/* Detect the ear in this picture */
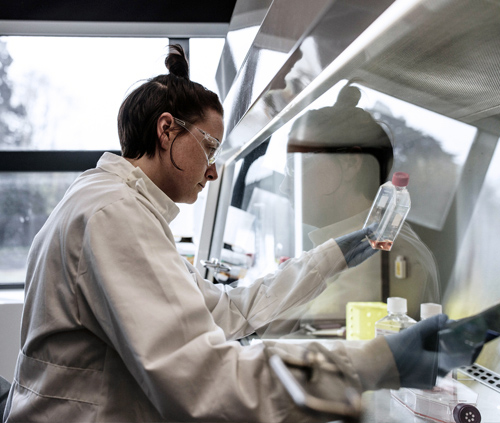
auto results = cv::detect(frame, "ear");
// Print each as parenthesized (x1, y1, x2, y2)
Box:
(157, 113, 175, 150)
(339, 154, 363, 182)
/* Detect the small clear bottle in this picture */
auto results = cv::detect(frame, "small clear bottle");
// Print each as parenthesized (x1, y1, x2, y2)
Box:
(375, 297, 416, 337)
(363, 172, 411, 251)
(420, 303, 442, 320)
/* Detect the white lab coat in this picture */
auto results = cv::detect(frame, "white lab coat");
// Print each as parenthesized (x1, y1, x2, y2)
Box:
(4, 153, 399, 423)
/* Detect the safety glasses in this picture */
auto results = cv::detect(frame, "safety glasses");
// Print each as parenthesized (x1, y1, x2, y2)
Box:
(173, 117, 222, 165)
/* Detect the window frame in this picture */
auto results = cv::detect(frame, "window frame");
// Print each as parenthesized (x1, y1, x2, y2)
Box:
(0, 30, 226, 289)
(0, 150, 121, 289)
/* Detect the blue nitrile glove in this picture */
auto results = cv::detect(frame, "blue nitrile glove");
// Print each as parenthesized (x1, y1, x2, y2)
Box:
(334, 226, 378, 268)
(385, 314, 447, 389)
(385, 314, 485, 389)
(436, 314, 490, 376)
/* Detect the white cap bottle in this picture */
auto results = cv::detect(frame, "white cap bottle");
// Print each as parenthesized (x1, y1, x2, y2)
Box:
(375, 297, 417, 337)
(420, 303, 443, 320)
(388, 297, 408, 314)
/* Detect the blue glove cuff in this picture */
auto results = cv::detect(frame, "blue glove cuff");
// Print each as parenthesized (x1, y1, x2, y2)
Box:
(385, 314, 447, 389)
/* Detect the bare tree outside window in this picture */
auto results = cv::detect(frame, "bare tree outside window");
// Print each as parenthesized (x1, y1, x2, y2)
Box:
(0, 40, 32, 149)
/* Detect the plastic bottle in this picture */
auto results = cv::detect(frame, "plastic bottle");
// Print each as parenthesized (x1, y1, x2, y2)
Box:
(420, 303, 442, 320)
(363, 172, 411, 251)
(375, 297, 416, 337)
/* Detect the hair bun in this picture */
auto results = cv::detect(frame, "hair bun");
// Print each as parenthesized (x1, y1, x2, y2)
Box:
(336, 85, 361, 108)
(165, 44, 190, 79)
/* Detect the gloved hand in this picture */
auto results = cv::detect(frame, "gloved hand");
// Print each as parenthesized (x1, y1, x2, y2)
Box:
(334, 226, 378, 268)
(385, 314, 446, 389)
(385, 314, 485, 389)
(436, 314, 491, 375)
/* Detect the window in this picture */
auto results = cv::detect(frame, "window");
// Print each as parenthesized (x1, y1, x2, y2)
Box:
(0, 172, 78, 285)
(1, 36, 170, 151)
(0, 36, 225, 286)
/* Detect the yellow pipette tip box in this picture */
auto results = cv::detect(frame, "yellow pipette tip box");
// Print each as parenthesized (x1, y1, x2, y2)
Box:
(346, 302, 387, 340)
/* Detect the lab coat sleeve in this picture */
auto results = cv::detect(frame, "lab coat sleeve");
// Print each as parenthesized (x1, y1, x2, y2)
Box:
(76, 197, 315, 422)
(193, 239, 348, 339)
(75, 197, 391, 422)
(264, 335, 400, 395)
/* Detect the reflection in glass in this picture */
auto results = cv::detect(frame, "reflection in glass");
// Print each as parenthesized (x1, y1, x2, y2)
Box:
(358, 86, 477, 231)
(0, 172, 78, 284)
(218, 84, 442, 338)
(282, 85, 440, 327)
(443, 139, 500, 375)
(218, 139, 295, 286)
(295, 81, 477, 231)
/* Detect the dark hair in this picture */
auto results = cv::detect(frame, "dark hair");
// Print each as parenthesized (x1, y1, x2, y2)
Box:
(118, 44, 224, 159)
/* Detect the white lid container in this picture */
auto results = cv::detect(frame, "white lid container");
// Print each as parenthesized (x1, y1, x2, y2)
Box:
(420, 303, 443, 320)
(387, 297, 407, 314)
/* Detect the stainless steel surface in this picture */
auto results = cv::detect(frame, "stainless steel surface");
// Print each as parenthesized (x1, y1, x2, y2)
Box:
(215, 0, 272, 101)
(200, 258, 231, 274)
(218, 0, 500, 164)
(218, 0, 396, 164)
(350, 0, 500, 133)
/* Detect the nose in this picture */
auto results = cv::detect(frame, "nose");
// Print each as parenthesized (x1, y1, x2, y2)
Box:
(206, 163, 218, 181)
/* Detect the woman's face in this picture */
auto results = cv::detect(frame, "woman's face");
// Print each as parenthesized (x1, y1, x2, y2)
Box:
(160, 109, 224, 204)
(280, 152, 373, 228)
(280, 153, 344, 225)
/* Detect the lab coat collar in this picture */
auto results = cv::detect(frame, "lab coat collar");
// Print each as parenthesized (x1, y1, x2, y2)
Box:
(308, 210, 369, 247)
(96, 152, 180, 224)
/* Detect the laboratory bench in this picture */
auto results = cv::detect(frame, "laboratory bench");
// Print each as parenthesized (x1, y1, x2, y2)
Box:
(244, 333, 500, 423)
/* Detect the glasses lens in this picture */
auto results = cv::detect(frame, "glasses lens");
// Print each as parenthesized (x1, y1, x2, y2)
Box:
(203, 134, 221, 164)
(174, 118, 221, 165)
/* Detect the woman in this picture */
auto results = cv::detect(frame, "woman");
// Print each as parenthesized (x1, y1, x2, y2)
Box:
(3, 45, 473, 423)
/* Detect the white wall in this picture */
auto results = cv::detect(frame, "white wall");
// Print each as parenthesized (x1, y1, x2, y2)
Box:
(0, 292, 24, 382)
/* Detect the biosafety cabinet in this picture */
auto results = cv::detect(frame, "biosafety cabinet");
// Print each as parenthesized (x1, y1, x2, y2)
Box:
(198, 0, 500, 421)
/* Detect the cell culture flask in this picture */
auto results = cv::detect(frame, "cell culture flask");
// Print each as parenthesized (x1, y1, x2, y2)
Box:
(391, 377, 481, 423)
(364, 172, 411, 251)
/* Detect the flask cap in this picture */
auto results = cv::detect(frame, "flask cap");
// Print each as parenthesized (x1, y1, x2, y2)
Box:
(392, 172, 409, 187)
(387, 297, 407, 313)
(420, 303, 442, 320)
